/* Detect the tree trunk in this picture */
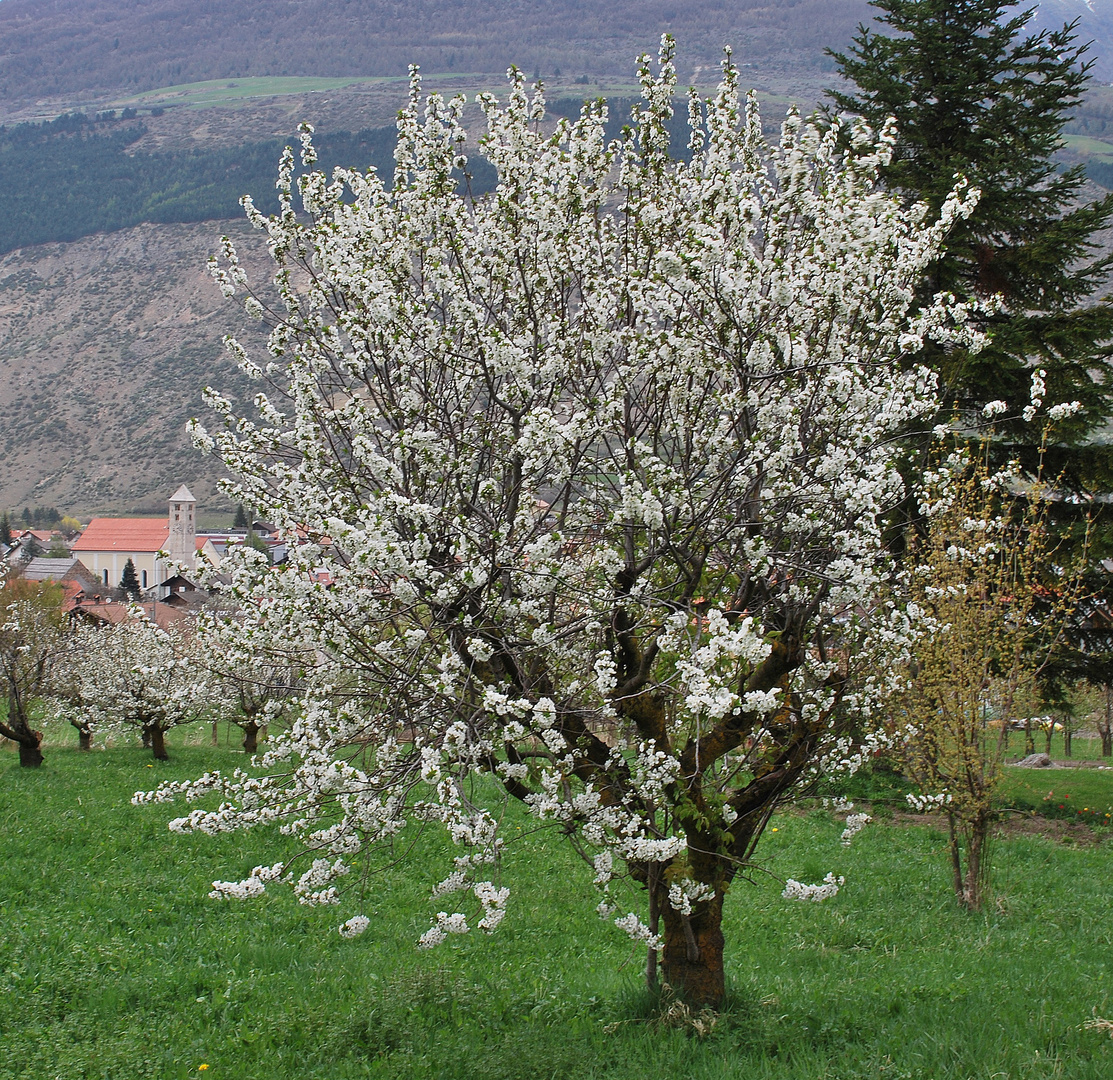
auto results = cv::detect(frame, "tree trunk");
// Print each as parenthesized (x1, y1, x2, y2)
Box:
(1, 714, 43, 768)
(659, 894, 725, 1008)
(70, 719, 92, 751)
(1064, 726, 1072, 758)
(1104, 729, 1112, 758)
(959, 817, 989, 910)
(17, 738, 43, 767)
(141, 727, 152, 749)
(1024, 717, 1035, 756)
(949, 811, 990, 911)
(243, 720, 260, 755)
(1044, 724, 1053, 755)
(148, 726, 169, 761)
(211, 720, 220, 746)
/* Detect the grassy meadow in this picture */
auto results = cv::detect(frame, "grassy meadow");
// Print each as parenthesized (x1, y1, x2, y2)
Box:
(2, 725, 1113, 1079)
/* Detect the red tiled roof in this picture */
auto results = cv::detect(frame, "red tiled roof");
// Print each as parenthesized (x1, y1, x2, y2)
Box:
(71, 518, 169, 553)
(69, 597, 188, 630)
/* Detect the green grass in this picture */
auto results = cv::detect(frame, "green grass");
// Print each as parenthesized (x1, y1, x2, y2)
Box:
(114, 73, 551, 111)
(999, 766, 1113, 821)
(3, 732, 1113, 1078)
(112, 74, 661, 113)
(118, 76, 410, 109)
(1061, 133, 1113, 161)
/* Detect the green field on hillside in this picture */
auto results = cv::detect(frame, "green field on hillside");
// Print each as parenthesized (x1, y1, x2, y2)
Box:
(3, 727, 1113, 1079)
(1062, 133, 1113, 162)
(122, 76, 404, 108)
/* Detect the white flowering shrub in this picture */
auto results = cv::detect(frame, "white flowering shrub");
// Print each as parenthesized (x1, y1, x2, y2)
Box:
(140, 38, 979, 1005)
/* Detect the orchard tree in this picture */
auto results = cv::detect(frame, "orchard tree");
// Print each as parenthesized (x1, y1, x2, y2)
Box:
(197, 611, 305, 753)
(138, 43, 979, 1007)
(76, 610, 212, 760)
(0, 578, 70, 766)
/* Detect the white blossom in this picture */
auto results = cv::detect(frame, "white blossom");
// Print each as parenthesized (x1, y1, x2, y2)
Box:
(140, 38, 978, 982)
(840, 812, 872, 846)
(1048, 401, 1082, 422)
(339, 915, 371, 938)
(907, 792, 953, 812)
(782, 873, 845, 902)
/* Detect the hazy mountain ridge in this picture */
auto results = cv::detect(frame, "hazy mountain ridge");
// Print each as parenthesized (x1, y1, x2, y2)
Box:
(0, 0, 868, 103)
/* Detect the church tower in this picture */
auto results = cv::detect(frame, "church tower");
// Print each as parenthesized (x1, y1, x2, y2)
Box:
(167, 484, 197, 569)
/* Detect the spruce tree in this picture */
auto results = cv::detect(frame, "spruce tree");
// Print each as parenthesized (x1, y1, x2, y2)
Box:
(120, 558, 141, 601)
(0, 514, 11, 547)
(233, 503, 249, 529)
(829, 0, 1113, 477)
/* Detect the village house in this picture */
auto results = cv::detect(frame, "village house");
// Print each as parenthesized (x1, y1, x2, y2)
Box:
(70, 485, 219, 590)
(20, 556, 101, 592)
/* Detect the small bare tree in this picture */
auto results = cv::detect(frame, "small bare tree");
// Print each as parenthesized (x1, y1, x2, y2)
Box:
(897, 422, 1084, 909)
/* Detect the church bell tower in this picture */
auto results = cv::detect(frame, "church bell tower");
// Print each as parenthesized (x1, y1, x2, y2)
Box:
(167, 484, 197, 569)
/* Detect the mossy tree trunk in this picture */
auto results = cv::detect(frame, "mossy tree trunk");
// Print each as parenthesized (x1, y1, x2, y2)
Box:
(659, 894, 726, 1008)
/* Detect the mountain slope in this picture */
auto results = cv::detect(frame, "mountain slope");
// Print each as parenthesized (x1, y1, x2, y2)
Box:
(0, 0, 870, 102)
(0, 220, 269, 515)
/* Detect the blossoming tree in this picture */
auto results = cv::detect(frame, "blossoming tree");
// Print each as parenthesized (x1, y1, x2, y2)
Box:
(141, 40, 980, 1006)
(0, 578, 70, 767)
(196, 609, 305, 753)
(76, 611, 213, 760)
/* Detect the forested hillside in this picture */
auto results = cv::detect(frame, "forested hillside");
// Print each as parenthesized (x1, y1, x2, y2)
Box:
(0, 113, 497, 256)
(0, 0, 868, 101)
